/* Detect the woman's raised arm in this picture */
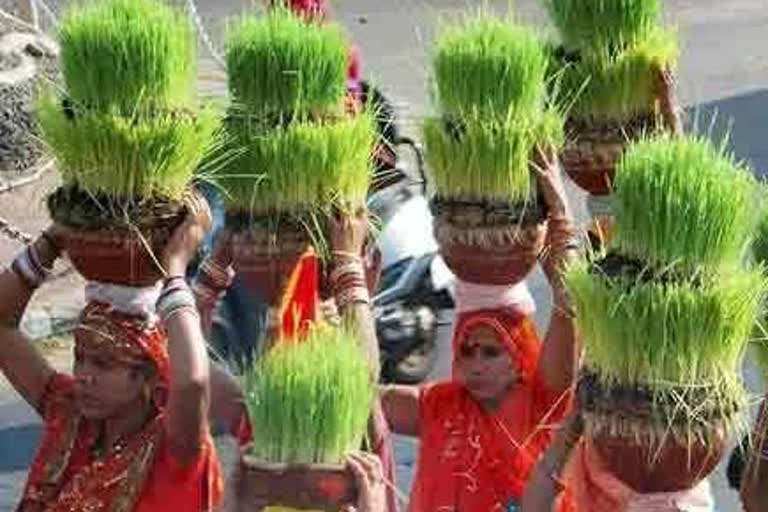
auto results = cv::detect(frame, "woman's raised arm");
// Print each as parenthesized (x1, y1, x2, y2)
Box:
(0, 232, 60, 411)
(534, 149, 581, 394)
(158, 194, 214, 464)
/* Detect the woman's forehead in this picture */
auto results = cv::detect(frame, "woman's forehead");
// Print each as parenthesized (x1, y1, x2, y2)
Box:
(462, 324, 502, 346)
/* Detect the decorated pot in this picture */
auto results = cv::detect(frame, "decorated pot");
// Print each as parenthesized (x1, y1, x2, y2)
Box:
(579, 372, 731, 493)
(560, 114, 657, 196)
(236, 452, 356, 512)
(59, 222, 179, 286)
(590, 427, 726, 493)
(431, 197, 546, 286)
(230, 222, 314, 306)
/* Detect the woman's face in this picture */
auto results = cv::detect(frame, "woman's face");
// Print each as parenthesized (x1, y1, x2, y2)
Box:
(73, 342, 154, 421)
(454, 325, 519, 408)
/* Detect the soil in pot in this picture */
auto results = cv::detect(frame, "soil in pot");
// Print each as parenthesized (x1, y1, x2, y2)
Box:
(47, 184, 186, 285)
(431, 196, 547, 285)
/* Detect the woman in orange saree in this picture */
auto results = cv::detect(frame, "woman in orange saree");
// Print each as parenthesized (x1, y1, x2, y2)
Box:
(1, 196, 222, 512)
(379, 157, 580, 512)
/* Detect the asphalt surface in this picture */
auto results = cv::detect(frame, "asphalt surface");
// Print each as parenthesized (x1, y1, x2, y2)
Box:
(1, 0, 767, 509)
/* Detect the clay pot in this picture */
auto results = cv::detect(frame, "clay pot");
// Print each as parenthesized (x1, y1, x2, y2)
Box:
(231, 225, 313, 306)
(236, 453, 356, 511)
(59, 218, 181, 286)
(590, 427, 726, 493)
(560, 114, 659, 196)
(579, 372, 730, 493)
(432, 198, 546, 286)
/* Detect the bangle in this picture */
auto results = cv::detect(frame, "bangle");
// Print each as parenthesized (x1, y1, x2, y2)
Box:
(198, 258, 234, 290)
(332, 250, 362, 261)
(157, 281, 197, 323)
(11, 245, 50, 289)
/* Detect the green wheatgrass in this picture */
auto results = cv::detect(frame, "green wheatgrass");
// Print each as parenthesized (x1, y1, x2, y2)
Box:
(244, 324, 374, 465)
(59, 0, 195, 114)
(37, 95, 220, 200)
(424, 109, 562, 203)
(611, 135, 757, 275)
(566, 260, 764, 408)
(431, 12, 549, 119)
(543, 0, 661, 52)
(554, 27, 678, 121)
(212, 113, 373, 214)
(749, 188, 768, 379)
(226, 7, 347, 118)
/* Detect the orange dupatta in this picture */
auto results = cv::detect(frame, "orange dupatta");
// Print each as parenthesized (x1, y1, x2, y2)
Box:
(408, 309, 573, 512)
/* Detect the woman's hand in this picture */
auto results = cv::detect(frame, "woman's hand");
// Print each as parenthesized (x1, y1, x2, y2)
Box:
(534, 146, 571, 220)
(330, 207, 369, 257)
(652, 64, 681, 135)
(162, 192, 212, 278)
(534, 147, 578, 294)
(342, 451, 387, 512)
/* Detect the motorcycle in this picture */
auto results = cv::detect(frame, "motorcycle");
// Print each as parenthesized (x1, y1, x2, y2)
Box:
(367, 135, 454, 384)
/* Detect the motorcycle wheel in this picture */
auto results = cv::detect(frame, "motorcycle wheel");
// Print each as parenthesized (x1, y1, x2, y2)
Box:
(386, 336, 438, 385)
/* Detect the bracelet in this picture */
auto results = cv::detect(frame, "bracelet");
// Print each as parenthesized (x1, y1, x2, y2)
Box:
(157, 281, 197, 322)
(198, 258, 234, 290)
(335, 285, 371, 308)
(11, 245, 50, 289)
(332, 250, 362, 261)
(161, 304, 200, 325)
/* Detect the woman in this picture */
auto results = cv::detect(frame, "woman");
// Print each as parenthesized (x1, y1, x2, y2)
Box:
(378, 154, 580, 511)
(203, 208, 400, 512)
(2, 195, 222, 511)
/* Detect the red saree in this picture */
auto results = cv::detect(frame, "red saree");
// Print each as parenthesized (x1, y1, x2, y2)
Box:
(17, 303, 222, 512)
(408, 309, 573, 512)
(18, 373, 221, 512)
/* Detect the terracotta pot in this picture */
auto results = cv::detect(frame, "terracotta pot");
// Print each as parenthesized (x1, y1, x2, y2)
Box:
(590, 426, 726, 493)
(432, 198, 546, 286)
(231, 226, 314, 306)
(236, 453, 356, 511)
(59, 219, 180, 286)
(579, 372, 730, 493)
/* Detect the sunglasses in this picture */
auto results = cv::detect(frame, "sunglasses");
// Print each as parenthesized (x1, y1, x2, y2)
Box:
(458, 342, 503, 360)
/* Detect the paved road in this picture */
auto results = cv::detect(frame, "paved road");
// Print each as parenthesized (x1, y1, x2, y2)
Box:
(1, 0, 767, 509)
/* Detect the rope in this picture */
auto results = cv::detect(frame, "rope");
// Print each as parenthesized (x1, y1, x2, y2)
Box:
(184, 0, 225, 70)
(0, 216, 33, 244)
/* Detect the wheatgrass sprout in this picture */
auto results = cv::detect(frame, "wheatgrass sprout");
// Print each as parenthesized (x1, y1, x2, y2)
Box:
(213, 113, 373, 214)
(544, 0, 661, 52)
(432, 13, 549, 119)
(611, 135, 757, 274)
(566, 260, 764, 408)
(424, 109, 562, 203)
(59, 0, 195, 114)
(226, 8, 347, 118)
(555, 28, 677, 120)
(38, 95, 219, 200)
(752, 188, 768, 266)
(244, 324, 374, 465)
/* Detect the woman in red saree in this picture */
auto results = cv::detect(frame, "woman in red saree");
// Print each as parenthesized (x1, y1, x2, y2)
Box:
(0, 196, 222, 512)
(379, 156, 580, 511)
